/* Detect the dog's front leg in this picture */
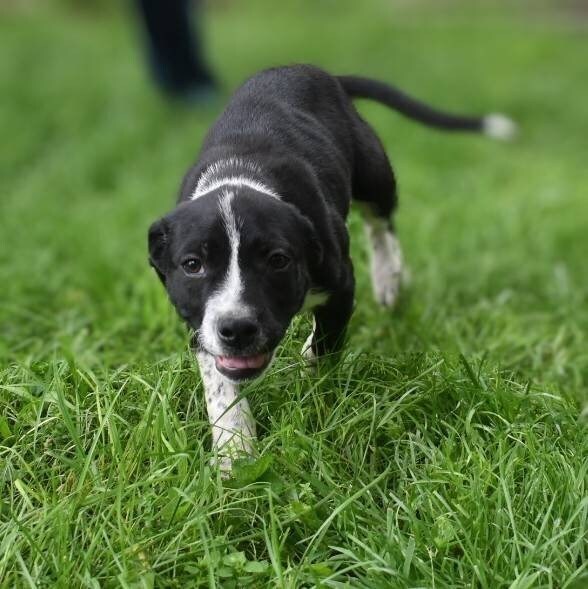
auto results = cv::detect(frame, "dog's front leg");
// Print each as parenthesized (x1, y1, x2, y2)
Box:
(305, 260, 355, 361)
(196, 351, 257, 474)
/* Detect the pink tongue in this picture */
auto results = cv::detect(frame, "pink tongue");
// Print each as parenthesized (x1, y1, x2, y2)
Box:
(217, 354, 267, 370)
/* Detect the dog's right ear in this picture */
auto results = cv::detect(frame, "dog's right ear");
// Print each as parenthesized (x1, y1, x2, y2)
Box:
(148, 217, 170, 284)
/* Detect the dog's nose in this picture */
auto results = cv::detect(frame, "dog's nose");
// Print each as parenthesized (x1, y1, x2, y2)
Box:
(217, 317, 259, 348)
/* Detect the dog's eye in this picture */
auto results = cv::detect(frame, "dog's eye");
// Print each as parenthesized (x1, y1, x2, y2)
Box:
(181, 257, 203, 275)
(268, 252, 290, 270)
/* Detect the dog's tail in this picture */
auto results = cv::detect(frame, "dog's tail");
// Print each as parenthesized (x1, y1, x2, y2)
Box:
(337, 75, 517, 141)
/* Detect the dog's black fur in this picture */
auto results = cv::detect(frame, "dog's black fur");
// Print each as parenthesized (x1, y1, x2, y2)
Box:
(149, 64, 508, 378)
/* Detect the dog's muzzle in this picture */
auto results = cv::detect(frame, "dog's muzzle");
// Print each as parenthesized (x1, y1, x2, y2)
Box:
(212, 316, 272, 380)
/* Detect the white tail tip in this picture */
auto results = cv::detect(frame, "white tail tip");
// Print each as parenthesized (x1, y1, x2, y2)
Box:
(483, 113, 518, 141)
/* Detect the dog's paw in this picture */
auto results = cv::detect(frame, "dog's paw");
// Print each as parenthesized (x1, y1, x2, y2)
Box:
(300, 324, 318, 371)
(370, 231, 404, 308)
(371, 258, 403, 308)
(301, 319, 316, 361)
(372, 268, 402, 307)
(210, 455, 234, 479)
(211, 435, 256, 479)
(301, 336, 316, 363)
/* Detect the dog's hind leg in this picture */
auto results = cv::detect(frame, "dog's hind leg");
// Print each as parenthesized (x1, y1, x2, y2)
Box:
(352, 121, 404, 308)
(362, 208, 403, 307)
(196, 351, 256, 475)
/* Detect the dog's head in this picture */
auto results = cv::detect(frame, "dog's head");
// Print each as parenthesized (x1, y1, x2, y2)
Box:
(148, 188, 321, 381)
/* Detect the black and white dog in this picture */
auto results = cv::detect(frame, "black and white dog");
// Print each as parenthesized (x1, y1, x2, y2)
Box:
(148, 65, 515, 472)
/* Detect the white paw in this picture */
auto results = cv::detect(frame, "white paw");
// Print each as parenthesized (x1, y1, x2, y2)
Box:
(373, 268, 402, 307)
(301, 319, 318, 368)
(211, 454, 234, 478)
(369, 231, 403, 308)
(211, 435, 256, 478)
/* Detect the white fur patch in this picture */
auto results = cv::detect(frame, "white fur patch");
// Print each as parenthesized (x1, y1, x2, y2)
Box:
(196, 157, 261, 189)
(199, 190, 252, 355)
(197, 351, 256, 473)
(483, 113, 517, 141)
(192, 157, 281, 200)
(301, 316, 317, 365)
(301, 289, 329, 312)
(299, 291, 329, 365)
(193, 175, 280, 200)
(364, 217, 403, 307)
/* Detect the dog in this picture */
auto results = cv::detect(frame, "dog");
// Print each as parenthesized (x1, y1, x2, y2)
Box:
(148, 64, 515, 473)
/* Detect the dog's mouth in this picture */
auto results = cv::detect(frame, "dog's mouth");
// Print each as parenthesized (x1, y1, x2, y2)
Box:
(214, 352, 272, 381)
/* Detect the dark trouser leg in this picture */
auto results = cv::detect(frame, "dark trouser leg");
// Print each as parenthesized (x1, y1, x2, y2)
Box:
(135, 0, 215, 97)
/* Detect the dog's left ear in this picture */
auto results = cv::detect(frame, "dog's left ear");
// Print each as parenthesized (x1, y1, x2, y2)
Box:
(148, 217, 171, 284)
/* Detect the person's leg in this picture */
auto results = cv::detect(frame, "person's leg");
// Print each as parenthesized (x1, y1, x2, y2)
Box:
(135, 0, 216, 100)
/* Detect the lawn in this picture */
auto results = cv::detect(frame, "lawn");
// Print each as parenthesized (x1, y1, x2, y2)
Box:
(1, 0, 587, 587)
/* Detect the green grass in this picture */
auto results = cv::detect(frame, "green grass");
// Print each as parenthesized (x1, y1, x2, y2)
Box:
(1, 0, 587, 586)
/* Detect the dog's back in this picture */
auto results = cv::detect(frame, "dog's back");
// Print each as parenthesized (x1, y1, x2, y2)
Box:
(181, 66, 358, 215)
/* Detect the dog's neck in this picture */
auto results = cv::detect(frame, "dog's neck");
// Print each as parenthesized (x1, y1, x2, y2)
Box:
(191, 157, 280, 200)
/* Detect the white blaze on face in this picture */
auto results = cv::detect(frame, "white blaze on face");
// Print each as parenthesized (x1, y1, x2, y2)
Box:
(199, 190, 251, 355)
